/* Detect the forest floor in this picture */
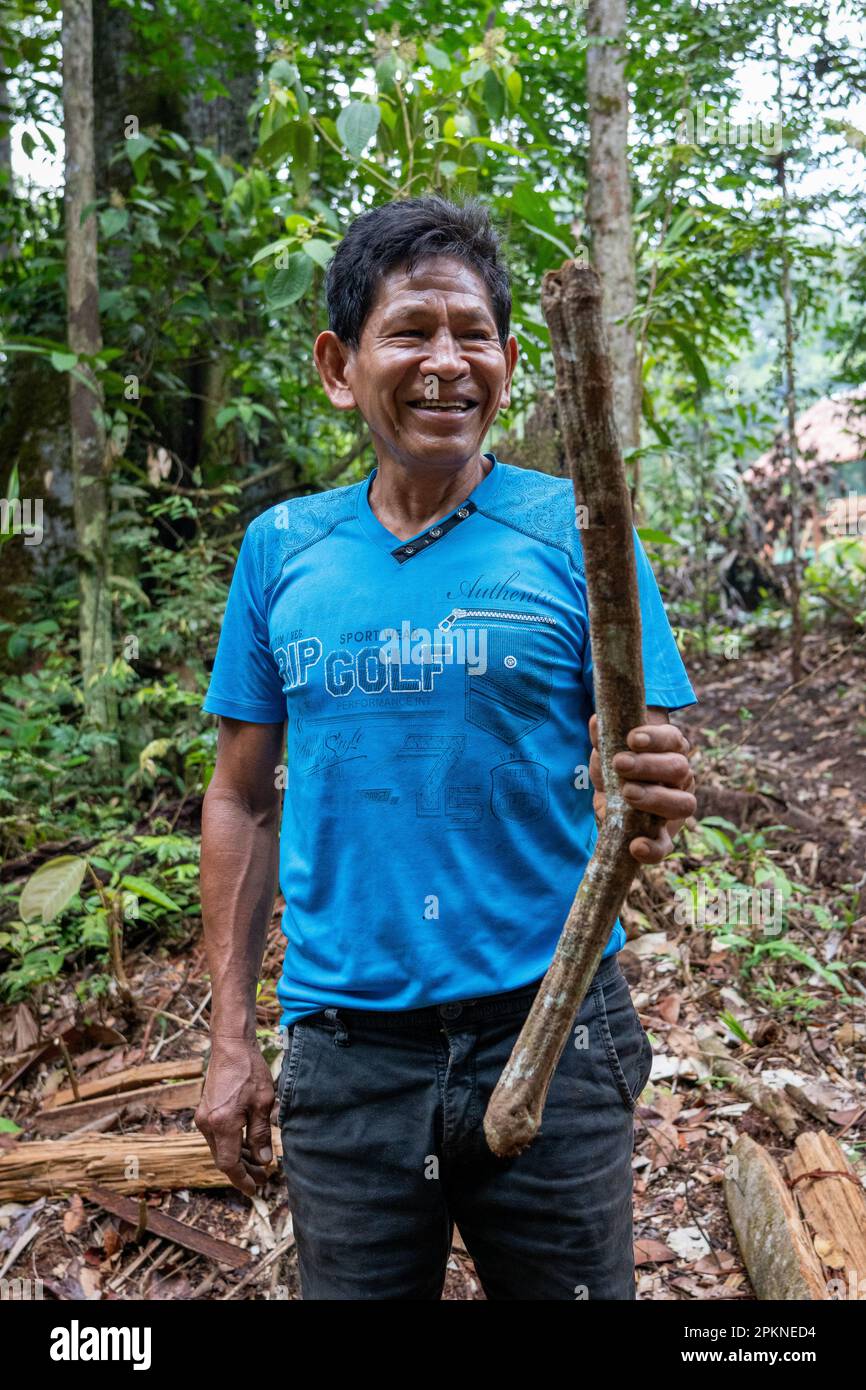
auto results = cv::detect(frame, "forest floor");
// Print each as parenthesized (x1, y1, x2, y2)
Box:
(1, 630, 865, 1301)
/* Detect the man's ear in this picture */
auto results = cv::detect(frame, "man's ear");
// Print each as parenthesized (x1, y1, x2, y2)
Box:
(498, 334, 519, 410)
(314, 331, 357, 411)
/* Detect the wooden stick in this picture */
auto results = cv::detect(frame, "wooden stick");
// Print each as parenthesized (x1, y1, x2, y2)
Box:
(84, 1184, 252, 1268)
(697, 1034, 800, 1140)
(58, 1038, 81, 1102)
(483, 261, 660, 1157)
(218, 1233, 296, 1300)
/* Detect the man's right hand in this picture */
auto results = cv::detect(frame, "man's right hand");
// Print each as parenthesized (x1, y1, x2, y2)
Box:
(195, 1036, 277, 1196)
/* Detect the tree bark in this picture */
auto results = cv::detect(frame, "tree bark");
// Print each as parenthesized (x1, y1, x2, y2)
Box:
(0, 75, 16, 261)
(63, 0, 117, 767)
(775, 39, 804, 684)
(778, 193, 806, 686)
(483, 263, 660, 1158)
(586, 0, 640, 462)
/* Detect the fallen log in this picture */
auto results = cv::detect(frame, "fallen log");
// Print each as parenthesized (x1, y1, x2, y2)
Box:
(0, 1127, 283, 1201)
(725, 1134, 828, 1300)
(784, 1130, 866, 1298)
(483, 261, 662, 1157)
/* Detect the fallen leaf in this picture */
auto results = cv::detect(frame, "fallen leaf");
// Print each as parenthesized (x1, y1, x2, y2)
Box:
(694, 1250, 737, 1275)
(634, 1238, 677, 1266)
(63, 1194, 86, 1235)
(630, 933, 681, 960)
(79, 1264, 102, 1299)
(649, 1091, 685, 1122)
(657, 994, 682, 1025)
(103, 1225, 122, 1258)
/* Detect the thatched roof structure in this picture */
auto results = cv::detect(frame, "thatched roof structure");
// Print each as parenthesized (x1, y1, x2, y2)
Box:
(743, 386, 866, 486)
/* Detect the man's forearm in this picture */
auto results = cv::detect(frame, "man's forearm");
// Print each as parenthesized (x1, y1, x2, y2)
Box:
(200, 788, 280, 1039)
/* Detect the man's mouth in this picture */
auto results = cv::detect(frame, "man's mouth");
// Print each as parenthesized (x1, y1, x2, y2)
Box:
(405, 399, 478, 414)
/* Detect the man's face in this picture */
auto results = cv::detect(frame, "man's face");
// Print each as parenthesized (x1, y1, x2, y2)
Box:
(314, 254, 518, 470)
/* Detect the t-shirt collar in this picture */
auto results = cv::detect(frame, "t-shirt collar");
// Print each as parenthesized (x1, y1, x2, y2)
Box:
(356, 452, 503, 553)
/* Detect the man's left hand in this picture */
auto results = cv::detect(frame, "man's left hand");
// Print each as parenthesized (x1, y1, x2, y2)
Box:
(588, 711, 696, 865)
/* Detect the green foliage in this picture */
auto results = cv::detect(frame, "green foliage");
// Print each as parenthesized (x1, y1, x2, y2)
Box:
(0, 834, 199, 1004)
(19, 855, 88, 924)
(803, 538, 866, 625)
(667, 818, 856, 1000)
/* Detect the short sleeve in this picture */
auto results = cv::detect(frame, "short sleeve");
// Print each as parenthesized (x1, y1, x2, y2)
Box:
(202, 521, 286, 723)
(581, 528, 697, 712)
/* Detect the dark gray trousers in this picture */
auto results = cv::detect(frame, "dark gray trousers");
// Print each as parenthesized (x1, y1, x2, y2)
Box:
(277, 953, 652, 1300)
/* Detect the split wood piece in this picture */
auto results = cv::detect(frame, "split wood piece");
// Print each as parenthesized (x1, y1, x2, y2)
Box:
(784, 1130, 866, 1298)
(34, 1079, 203, 1134)
(698, 1034, 800, 1140)
(483, 261, 661, 1158)
(46, 1058, 203, 1108)
(725, 1134, 828, 1300)
(1, 1125, 287, 1201)
(84, 1184, 251, 1268)
(0, 1131, 266, 1201)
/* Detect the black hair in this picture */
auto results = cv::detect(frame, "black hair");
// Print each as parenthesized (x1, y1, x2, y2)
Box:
(324, 194, 511, 349)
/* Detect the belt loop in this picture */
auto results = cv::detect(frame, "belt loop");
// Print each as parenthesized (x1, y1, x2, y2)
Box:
(325, 1007, 350, 1046)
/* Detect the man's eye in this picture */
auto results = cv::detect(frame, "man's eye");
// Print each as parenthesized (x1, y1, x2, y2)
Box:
(394, 329, 424, 337)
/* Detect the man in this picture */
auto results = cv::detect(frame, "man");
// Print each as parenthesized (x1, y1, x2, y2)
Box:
(196, 195, 697, 1300)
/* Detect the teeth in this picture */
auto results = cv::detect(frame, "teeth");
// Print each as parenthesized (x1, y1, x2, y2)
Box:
(411, 402, 473, 411)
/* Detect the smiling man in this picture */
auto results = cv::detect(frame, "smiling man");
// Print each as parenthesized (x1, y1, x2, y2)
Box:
(196, 195, 697, 1301)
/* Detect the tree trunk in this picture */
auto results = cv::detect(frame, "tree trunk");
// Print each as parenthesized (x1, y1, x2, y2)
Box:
(63, 0, 117, 769)
(90, 7, 260, 483)
(0, 76, 16, 261)
(775, 36, 803, 683)
(586, 0, 640, 469)
(780, 237, 803, 682)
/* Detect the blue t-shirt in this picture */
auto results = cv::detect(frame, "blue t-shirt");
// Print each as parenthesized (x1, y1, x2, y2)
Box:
(203, 454, 697, 1027)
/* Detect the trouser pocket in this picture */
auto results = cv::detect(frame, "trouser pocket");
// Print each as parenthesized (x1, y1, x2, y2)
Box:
(277, 1023, 306, 1127)
(593, 969, 653, 1111)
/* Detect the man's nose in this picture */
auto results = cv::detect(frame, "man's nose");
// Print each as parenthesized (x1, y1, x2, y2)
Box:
(420, 331, 469, 378)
